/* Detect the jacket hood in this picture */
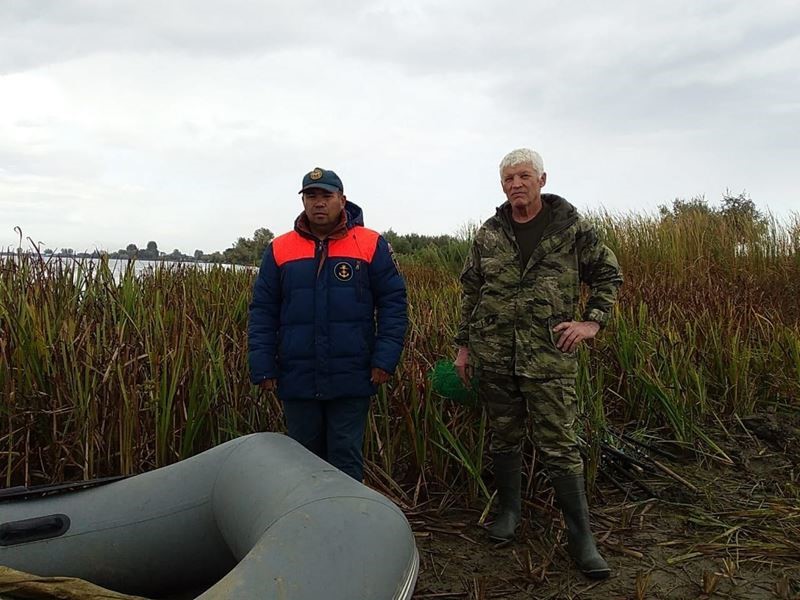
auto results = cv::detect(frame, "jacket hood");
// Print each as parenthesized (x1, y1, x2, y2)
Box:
(294, 200, 365, 239)
(344, 201, 364, 228)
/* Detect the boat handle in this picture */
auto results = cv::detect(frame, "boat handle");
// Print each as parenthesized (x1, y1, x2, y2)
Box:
(0, 514, 71, 546)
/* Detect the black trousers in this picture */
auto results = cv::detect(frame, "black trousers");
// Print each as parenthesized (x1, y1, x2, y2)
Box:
(282, 396, 371, 481)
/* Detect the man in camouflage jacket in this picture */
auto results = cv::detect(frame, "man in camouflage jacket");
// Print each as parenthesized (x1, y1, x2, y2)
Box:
(454, 148, 622, 579)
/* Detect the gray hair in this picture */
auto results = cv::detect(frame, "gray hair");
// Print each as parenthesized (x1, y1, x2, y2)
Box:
(499, 148, 544, 176)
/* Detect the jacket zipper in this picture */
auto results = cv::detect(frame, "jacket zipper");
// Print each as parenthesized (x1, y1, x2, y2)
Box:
(500, 212, 576, 373)
(502, 217, 576, 280)
(315, 240, 326, 278)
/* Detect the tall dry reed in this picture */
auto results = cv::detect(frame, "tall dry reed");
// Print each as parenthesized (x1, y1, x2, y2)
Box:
(1, 210, 798, 499)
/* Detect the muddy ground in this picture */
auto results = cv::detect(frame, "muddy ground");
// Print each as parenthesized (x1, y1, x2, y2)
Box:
(407, 414, 800, 600)
(2, 416, 798, 600)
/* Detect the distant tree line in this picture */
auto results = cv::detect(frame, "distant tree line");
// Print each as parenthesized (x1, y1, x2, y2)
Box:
(658, 190, 768, 239)
(381, 230, 463, 255)
(40, 228, 276, 266)
(381, 229, 473, 273)
(27, 191, 771, 267)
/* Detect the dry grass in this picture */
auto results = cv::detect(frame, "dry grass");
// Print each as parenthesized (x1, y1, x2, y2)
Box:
(0, 211, 798, 503)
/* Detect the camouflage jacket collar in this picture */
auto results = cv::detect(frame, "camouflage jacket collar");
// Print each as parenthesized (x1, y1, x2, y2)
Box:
(492, 194, 580, 276)
(493, 194, 578, 239)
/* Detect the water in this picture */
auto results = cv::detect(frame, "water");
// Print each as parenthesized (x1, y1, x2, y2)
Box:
(1, 254, 255, 279)
(76, 257, 252, 277)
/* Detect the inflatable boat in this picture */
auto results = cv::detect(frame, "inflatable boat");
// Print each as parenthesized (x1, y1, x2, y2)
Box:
(0, 433, 419, 599)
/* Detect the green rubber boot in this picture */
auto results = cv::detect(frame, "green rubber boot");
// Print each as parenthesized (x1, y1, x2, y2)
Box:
(552, 474, 611, 579)
(488, 452, 521, 542)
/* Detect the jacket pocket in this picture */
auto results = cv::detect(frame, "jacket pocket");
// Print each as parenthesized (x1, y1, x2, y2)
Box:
(470, 312, 498, 336)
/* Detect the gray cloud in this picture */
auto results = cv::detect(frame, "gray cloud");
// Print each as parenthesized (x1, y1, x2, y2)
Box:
(0, 0, 375, 73)
(1, 0, 797, 251)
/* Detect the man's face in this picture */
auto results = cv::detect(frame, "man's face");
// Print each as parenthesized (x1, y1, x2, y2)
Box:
(501, 162, 546, 212)
(302, 188, 346, 229)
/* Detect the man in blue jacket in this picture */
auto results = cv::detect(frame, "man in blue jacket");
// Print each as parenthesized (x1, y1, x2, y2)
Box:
(248, 167, 408, 481)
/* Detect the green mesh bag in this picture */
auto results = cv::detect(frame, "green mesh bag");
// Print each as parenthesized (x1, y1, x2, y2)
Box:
(429, 359, 479, 406)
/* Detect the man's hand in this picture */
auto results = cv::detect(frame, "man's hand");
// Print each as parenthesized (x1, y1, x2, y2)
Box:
(259, 378, 277, 392)
(371, 368, 391, 385)
(454, 346, 472, 387)
(552, 321, 600, 353)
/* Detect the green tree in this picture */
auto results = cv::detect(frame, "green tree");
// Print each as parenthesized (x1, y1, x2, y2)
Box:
(222, 237, 253, 265)
(720, 190, 767, 239)
(658, 195, 714, 220)
(253, 228, 274, 260)
(140, 240, 159, 260)
(382, 229, 411, 254)
(223, 228, 274, 265)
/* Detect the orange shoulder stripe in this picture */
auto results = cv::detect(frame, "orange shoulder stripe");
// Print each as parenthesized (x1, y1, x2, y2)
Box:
(272, 232, 315, 267)
(329, 227, 380, 262)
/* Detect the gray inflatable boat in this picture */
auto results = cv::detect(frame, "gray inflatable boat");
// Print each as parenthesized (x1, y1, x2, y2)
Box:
(0, 433, 419, 599)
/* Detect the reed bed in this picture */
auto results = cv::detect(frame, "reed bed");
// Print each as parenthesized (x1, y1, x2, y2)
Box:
(1, 211, 798, 505)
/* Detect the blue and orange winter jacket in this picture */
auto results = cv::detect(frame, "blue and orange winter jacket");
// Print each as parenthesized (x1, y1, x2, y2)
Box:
(248, 202, 408, 401)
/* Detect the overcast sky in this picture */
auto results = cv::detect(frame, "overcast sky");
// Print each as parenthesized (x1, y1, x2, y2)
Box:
(1, 0, 798, 253)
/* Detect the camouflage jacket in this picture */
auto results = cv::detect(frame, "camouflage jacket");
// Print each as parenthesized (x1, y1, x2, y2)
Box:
(455, 194, 623, 379)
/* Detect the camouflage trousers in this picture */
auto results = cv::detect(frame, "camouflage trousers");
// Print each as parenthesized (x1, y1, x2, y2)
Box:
(479, 369, 583, 477)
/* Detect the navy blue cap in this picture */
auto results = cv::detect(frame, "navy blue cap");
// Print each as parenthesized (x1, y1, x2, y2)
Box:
(298, 167, 344, 194)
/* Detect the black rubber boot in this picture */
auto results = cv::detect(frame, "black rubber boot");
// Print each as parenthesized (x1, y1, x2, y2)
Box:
(488, 452, 522, 542)
(552, 474, 611, 579)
